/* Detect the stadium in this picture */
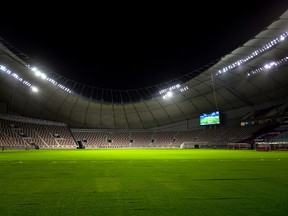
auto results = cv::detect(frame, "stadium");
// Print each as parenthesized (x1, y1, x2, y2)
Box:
(0, 5, 288, 216)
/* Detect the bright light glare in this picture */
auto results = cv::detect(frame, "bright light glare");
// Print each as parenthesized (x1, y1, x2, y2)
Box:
(31, 86, 38, 93)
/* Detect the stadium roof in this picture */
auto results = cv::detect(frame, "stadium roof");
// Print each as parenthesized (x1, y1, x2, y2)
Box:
(0, 9, 288, 129)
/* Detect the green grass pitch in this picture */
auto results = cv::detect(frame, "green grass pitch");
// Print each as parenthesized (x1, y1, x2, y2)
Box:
(0, 149, 288, 216)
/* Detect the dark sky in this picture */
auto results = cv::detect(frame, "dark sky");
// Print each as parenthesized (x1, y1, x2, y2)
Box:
(0, 1, 287, 90)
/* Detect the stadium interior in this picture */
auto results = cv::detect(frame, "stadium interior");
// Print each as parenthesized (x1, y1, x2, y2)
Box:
(1, 10, 288, 151)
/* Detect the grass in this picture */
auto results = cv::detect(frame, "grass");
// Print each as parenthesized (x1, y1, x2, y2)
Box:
(0, 149, 288, 216)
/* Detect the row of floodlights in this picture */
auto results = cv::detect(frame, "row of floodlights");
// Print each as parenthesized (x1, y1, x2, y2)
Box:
(216, 31, 288, 76)
(159, 84, 189, 99)
(0, 64, 39, 92)
(30, 67, 71, 93)
(0, 64, 72, 94)
(247, 56, 288, 77)
(159, 54, 287, 100)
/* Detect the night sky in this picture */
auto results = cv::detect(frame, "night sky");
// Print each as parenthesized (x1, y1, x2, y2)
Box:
(0, 1, 287, 90)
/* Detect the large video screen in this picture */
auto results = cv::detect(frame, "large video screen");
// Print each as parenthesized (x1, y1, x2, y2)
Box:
(200, 111, 220, 125)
